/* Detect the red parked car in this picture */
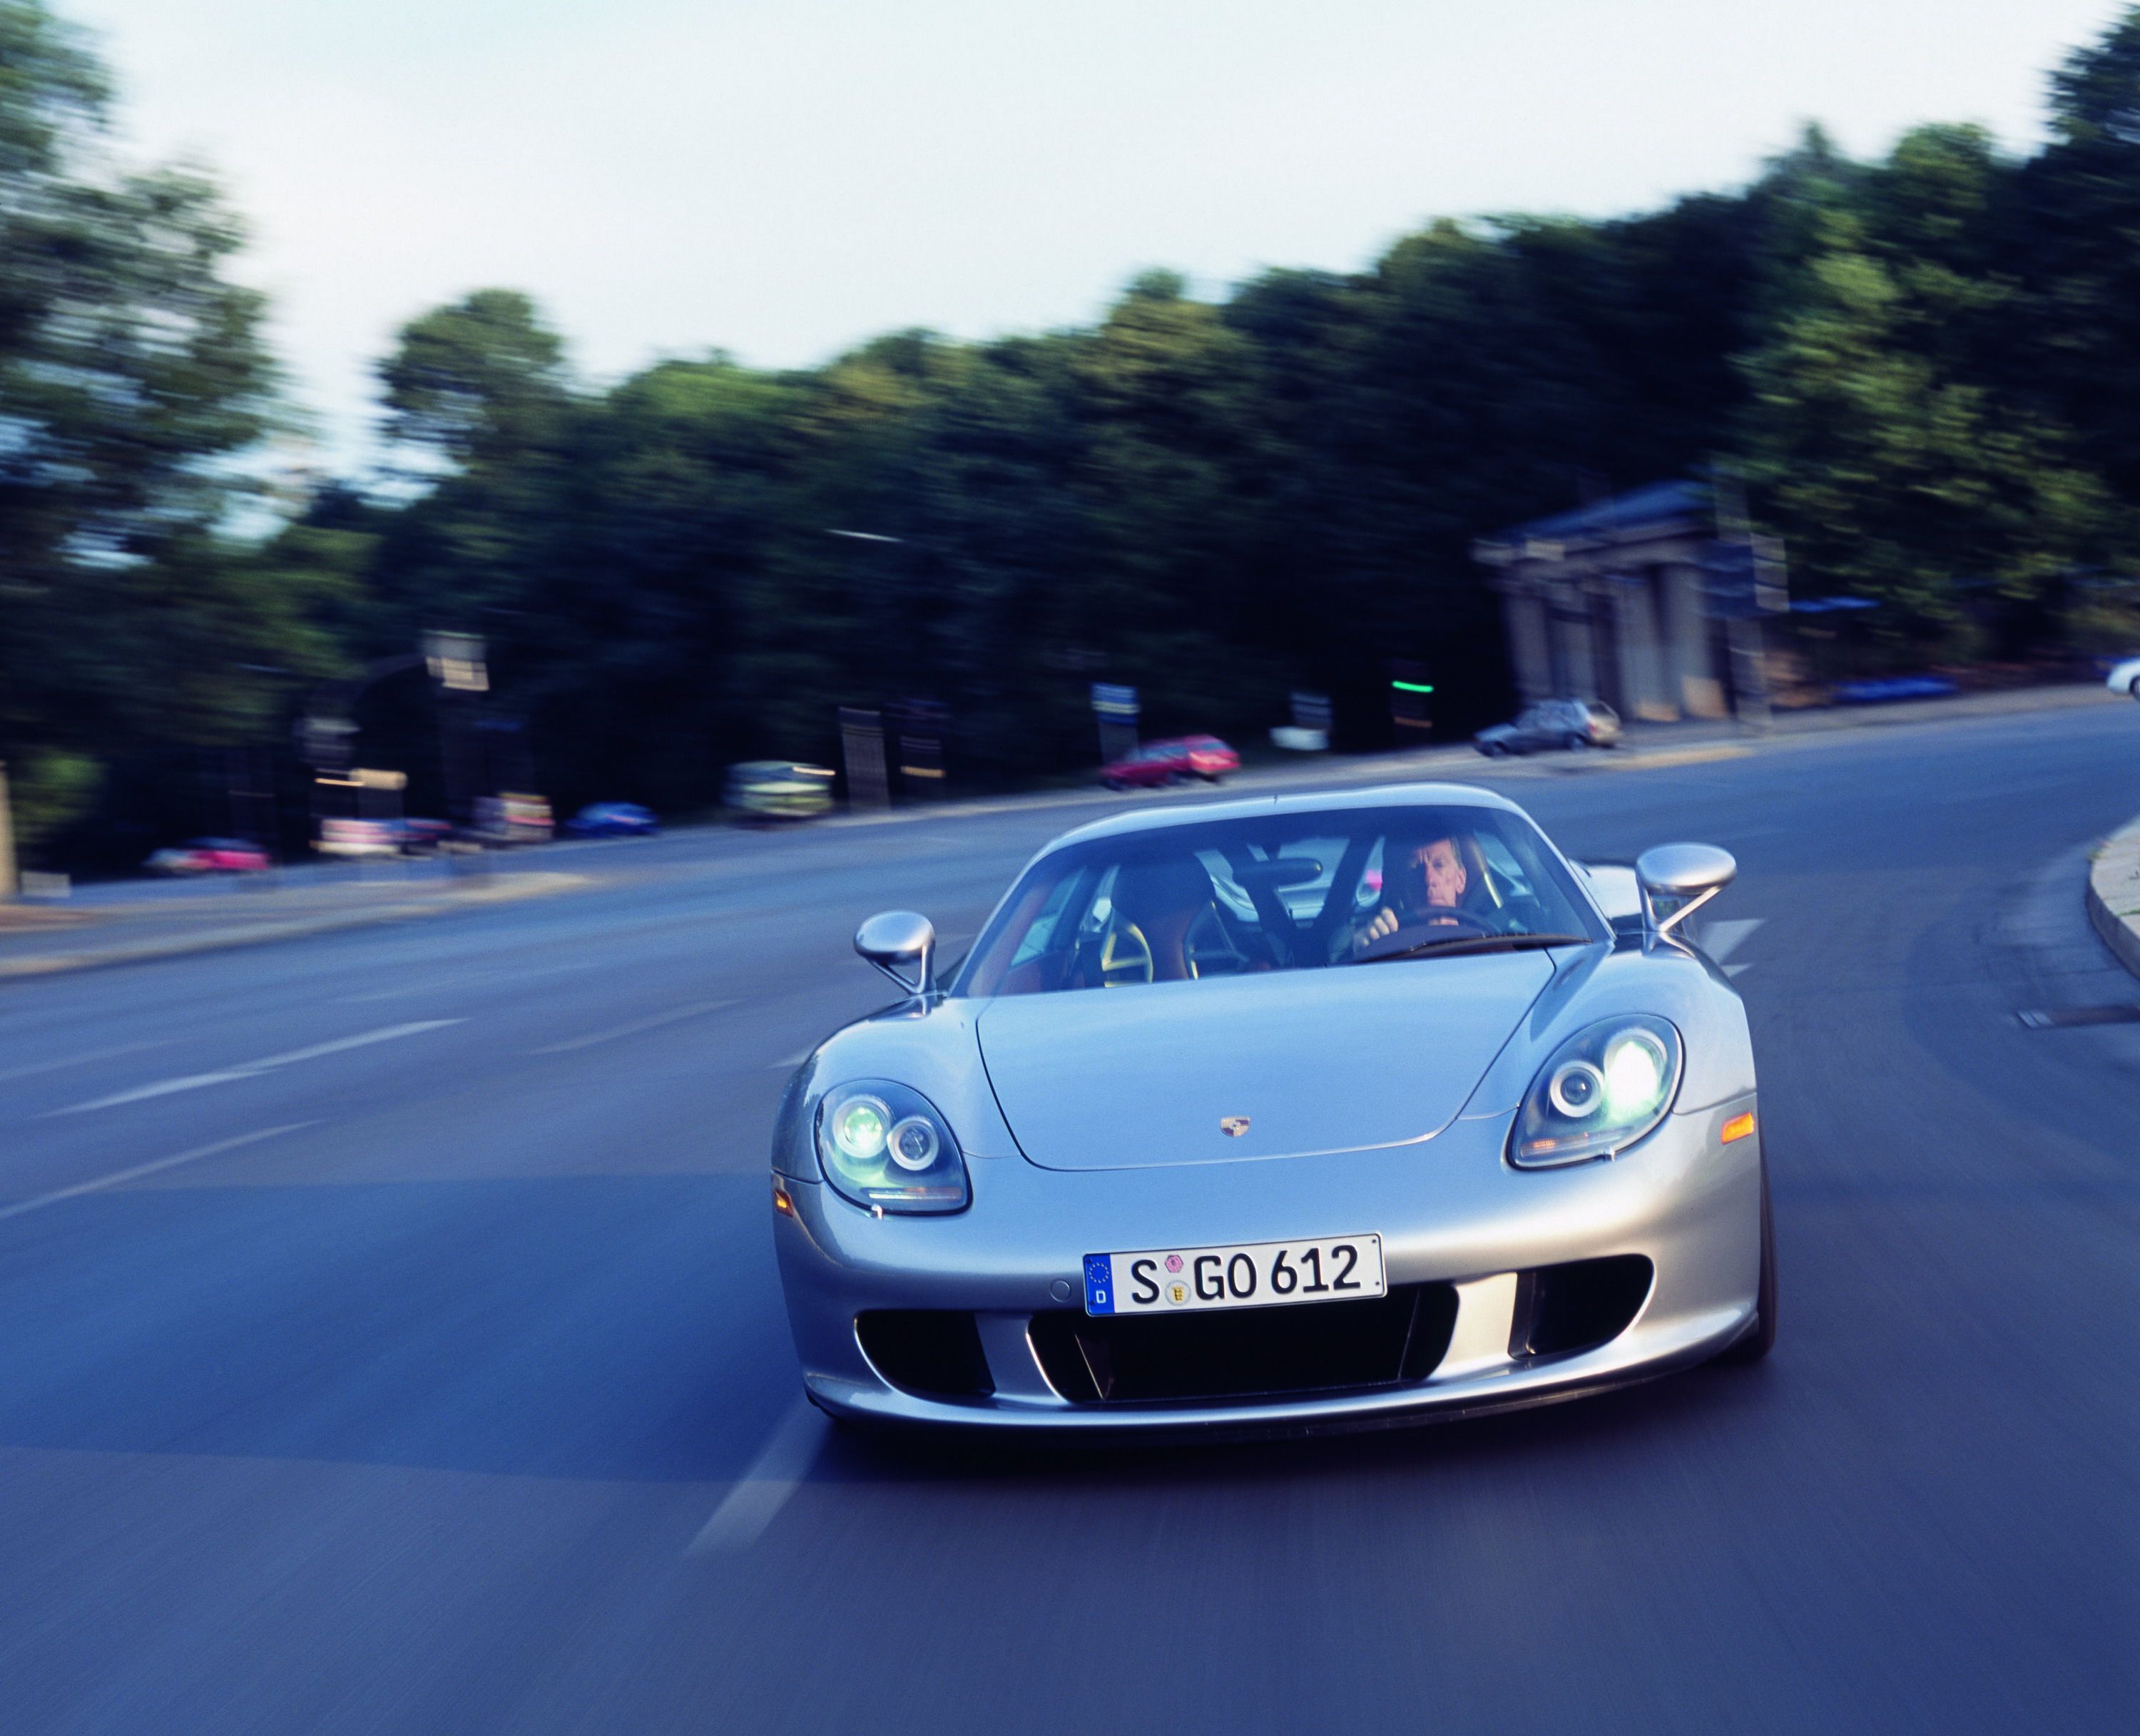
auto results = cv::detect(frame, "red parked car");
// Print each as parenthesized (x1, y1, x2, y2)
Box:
(143, 837, 271, 875)
(1100, 735, 1239, 790)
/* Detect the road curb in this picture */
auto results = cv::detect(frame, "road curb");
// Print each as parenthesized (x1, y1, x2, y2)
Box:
(0, 872, 593, 982)
(2084, 818, 2140, 980)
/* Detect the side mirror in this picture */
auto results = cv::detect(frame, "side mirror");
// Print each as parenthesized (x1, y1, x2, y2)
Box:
(855, 909, 936, 996)
(1635, 843, 1736, 937)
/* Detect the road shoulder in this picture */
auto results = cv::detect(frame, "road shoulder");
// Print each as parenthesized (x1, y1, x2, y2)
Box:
(2085, 817, 2140, 980)
(0, 870, 591, 981)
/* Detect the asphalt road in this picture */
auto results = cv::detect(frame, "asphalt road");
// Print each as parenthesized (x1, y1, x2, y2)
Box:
(3, 702, 2136, 1735)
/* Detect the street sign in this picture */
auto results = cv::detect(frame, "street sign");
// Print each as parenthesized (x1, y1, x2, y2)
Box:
(299, 714, 357, 772)
(1389, 662, 1434, 737)
(890, 698, 947, 791)
(839, 707, 890, 810)
(422, 630, 489, 693)
(1090, 684, 1139, 766)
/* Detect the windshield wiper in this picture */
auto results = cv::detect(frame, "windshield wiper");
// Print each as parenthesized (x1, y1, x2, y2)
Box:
(1347, 932, 1596, 965)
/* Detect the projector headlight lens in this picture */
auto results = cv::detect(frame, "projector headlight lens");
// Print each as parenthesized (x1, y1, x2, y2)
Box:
(815, 1081, 968, 1213)
(1547, 1059, 1606, 1119)
(887, 1115, 941, 1170)
(1512, 1016, 1682, 1168)
(831, 1096, 890, 1161)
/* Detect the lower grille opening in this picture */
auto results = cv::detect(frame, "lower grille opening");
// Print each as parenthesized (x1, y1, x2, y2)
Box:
(856, 1310, 994, 1399)
(1029, 1284, 1459, 1406)
(1512, 1255, 1654, 1358)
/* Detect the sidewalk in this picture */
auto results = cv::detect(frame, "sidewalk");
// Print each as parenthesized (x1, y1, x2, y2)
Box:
(2086, 817, 2140, 981)
(0, 866, 591, 980)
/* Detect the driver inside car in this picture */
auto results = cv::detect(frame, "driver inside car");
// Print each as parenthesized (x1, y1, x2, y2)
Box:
(1350, 832, 1487, 955)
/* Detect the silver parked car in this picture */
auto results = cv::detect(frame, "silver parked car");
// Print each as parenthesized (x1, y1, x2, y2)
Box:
(771, 783, 1770, 1434)
(1474, 698, 1621, 755)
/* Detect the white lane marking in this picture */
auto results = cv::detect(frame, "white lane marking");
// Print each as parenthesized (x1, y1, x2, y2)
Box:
(49, 1071, 260, 1111)
(1702, 918, 1765, 964)
(533, 998, 735, 1056)
(45, 1021, 462, 1115)
(0, 1037, 176, 1086)
(688, 1400, 825, 1556)
(0, 1122, 316, 1223)
(335, 982, 459, 1004)
(243, 1022, 463, 1070)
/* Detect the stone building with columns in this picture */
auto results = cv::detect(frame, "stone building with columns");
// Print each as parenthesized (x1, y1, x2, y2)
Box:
(1472, 479, 1738, 723)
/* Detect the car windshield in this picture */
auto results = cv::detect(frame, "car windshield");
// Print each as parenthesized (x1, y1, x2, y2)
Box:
(956, 803, 1604, 997)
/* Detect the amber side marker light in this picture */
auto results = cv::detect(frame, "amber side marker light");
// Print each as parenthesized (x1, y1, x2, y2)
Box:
(1721, 1112, 1757, 1144)
(773, 1185, 795, 1217)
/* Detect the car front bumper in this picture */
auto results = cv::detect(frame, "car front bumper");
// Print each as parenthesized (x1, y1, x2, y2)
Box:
(772, 1094, 1762, 1435)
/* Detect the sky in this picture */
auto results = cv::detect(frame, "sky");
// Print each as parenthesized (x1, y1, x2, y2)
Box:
(66, 0, 2134, 468)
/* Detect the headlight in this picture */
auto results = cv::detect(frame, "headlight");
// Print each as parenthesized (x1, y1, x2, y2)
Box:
(815, 1080, 969, 1213)
(1510, 1016, 1682, 1168)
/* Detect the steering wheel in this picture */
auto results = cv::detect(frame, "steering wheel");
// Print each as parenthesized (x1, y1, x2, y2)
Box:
(1084, 919, 1152, 986)
(1183, 905, 1253, 977)
(1352, 909, 1497, 961)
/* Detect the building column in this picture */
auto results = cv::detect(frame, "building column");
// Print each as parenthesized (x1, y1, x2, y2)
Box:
(1616, 572, 1676, 721)
(1554, 606, 1596, 702)
(1504, 588, 1552, 705)
(1663, 561, 1727, 718)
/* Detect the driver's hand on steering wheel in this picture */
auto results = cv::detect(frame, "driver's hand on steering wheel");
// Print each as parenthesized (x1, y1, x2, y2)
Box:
(1353, 904, 1464, 954)
(1356, 906, 1402, 948)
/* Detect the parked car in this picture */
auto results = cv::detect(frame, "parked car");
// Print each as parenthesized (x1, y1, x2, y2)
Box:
(566, 802, 659, 838)
(392, 817, 453, 854)
(1474, 699, 1621, 756)
(317, 818, 400, 859)
(144, 837, 270, 875)
(726, 761, 836, 821)
(472, 792, 555, 846)
(1101, 735, 1240, 790)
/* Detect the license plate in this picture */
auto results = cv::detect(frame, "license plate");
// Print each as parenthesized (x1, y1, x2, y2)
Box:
(1083, 1235, 1385, 1317)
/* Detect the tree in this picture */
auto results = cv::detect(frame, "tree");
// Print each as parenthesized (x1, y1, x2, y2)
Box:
(2012, 7, 2140, 526)
(1737, 137, 2107, 647)
(0, 0, 290, 844)
(378, 288, 570, 464)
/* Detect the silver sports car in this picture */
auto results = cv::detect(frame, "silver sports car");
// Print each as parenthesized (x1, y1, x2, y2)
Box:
(771, 782, 1771, 1434)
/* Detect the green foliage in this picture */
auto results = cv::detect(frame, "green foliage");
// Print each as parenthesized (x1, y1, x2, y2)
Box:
(307, 11, 2140, 811)
(17, 0, 2140, 864)
(1, 0, 300, 852)
(378, 288, 569, 462)
(1740, 118, 2125, 650)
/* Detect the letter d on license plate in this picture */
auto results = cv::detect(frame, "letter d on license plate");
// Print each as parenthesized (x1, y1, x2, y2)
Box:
(1083, 1235, 1384, 1317)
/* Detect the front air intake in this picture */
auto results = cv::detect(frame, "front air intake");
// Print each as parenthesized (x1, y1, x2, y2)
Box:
(856, 1310, 994, 1399)
(1029, 1284, 1459, 1406)
(1510, 1255, 1654, 1358)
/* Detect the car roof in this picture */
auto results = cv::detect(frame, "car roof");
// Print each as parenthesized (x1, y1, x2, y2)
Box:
(1051, 780, 1529, 848)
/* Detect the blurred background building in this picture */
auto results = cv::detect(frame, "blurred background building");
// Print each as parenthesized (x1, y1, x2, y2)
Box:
(1475, 480, 1780, 723)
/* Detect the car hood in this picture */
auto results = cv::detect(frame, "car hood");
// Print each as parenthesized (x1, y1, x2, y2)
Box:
(976, 954, 1557, 1171)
